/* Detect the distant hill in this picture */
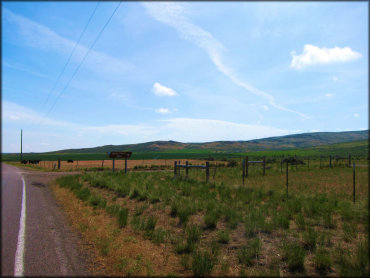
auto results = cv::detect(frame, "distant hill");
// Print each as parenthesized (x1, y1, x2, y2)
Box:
(49, 130, 368, 154)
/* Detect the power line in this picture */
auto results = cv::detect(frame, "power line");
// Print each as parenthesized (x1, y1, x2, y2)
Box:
(39, 1, 122, 123)
(32, 1, 100, 126)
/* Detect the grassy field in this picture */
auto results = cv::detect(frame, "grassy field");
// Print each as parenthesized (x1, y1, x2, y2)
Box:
(52, 160, 369, 276)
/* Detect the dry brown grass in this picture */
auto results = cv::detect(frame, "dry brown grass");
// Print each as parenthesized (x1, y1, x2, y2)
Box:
(50, 182, 184, 276)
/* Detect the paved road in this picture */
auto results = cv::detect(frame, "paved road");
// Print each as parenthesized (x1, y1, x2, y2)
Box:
(1, 163, 90, 276)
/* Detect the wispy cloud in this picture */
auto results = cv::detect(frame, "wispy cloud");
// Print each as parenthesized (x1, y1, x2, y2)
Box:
(155, 108, 171, 114)
(152, 82, 178, 97)
(290, 44, 362, 69)
(3, 100, 73, 127)
(3, 8, 133, 79)
(325, 93, 334, 98)
(3, 61, 53, 80)
(143, 2, 308, 119)
(161, 118, 289, 142)
(353, 113, 360, 117)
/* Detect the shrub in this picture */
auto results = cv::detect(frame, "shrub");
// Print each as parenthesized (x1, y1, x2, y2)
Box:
(192, 251, 214, 276)
(118, 208, 129, 228)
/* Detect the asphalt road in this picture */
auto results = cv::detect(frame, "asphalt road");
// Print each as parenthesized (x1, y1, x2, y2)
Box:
(1, 163, 91, 276)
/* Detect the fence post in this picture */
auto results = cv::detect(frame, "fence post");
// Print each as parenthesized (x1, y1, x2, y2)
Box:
(349, 154, 351, 168)
(295, 155, 297, 170)
(242, 158, 245, 185)
(286, 161, 289, 198)
(246, 156, 249, 178)
(320, 156, 322, 169)
(186, 161, 189, 179)
(101, 160, 104, 167)
(58, 159, 61, 170)
(280, 158, 283, 173)
(125, 158, 128, 174)
(353, 162, 356, 203)
(263, 156, 266, 176)
(206, 162, 209, 183)
(308, 157, 310, 168)
(174, 161, 177, 178)
(329, 155, 332, 168)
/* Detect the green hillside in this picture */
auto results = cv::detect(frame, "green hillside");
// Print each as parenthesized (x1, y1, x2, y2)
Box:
(46, 130, 368, 153)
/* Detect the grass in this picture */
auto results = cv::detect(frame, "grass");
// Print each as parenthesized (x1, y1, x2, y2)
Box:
(53, 158, 369, 276)
(238, 237, 261, 266)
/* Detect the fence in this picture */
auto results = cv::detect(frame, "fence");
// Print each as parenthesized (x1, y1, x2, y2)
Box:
(174, 161, 210, 183)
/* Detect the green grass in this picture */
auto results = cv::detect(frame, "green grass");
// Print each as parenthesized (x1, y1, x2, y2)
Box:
(55, 158, 369, 276)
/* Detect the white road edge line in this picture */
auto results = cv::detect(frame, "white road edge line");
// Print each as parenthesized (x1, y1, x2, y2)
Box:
(14, 176, 26, 277)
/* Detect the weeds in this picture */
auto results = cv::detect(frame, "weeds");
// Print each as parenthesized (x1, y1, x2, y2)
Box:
(118, 208, 129, 228)
(238, 237, 261, 266)
(192, 250, 214, 276)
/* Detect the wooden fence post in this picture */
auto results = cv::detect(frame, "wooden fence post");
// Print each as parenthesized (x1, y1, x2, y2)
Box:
(295, 155, 297, 170)
(353, 162, 356, 203)
(101, 160, 104, 167)
(286, 161, 289, 198)
(112, 159, 115, 173)
(174, 161, 177, 178)
(349, 154, 351, 168)
(320, 156, 322, 169)
(329, 155, 332, 168)
(186, 161, 189, 179)
(280, 158, 283, 173)
(125, 158, 128, 173)
(263, 156, 266, 176)
(206, 162, 209, 183)
(242, 158, 246, 185)
(246, 156, 249, 178)
(58, 159, 61, 170)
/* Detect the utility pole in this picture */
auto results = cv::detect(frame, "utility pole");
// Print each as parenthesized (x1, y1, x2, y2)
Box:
(20, 129, 23, 162)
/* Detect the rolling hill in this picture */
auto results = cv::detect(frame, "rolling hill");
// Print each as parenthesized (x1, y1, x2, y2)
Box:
(50, 130, 368, 154)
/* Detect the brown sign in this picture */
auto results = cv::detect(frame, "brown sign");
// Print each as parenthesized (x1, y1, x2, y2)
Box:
(109, 152, 132, 159)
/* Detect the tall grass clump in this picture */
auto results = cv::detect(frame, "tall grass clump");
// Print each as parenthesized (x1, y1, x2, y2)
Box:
(282, 241, 306, 272)
(303, 227, 318, 250)
(118, 208, 129, 228)
(314, 247, 332, 275)
(192, 251, 214, 277)
(238, 237, 261, 266)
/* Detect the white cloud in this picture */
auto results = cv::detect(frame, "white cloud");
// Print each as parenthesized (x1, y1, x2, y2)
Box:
(155, 108, 171, 114)
(143, 2, 308, 119)
(85, 124, 157, 136)
(325, 93, 334, 98)
(290, 44, 362, 69)
(332, 76, 339, 81)
(152, 82, 178, 97)
(262, 105, 269, 111)
(353, 113, 360, 117)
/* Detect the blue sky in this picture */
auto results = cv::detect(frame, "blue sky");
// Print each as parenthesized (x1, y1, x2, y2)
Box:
(2, 1, 368, 153)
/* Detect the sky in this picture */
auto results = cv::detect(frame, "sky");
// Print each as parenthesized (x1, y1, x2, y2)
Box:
(2, 1, 368, 153)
